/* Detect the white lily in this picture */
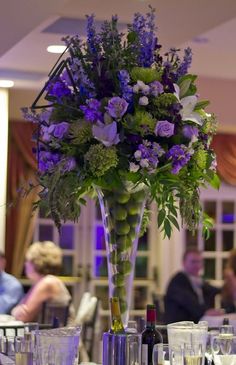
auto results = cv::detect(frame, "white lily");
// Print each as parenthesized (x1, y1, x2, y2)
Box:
(174, 84, 203, 125)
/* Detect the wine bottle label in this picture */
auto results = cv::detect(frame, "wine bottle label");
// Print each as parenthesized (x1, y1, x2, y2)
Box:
(141, 344, 148, 365)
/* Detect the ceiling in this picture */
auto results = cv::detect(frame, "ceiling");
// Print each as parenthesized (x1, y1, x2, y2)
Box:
(1, 0, 236, 90)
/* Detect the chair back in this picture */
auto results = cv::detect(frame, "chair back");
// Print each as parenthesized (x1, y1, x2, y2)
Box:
(76, 292, 99, 360)
(38, 300, 71, 327)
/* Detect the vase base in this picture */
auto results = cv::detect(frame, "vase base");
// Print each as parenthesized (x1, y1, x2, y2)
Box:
(102, 331, 141, 365)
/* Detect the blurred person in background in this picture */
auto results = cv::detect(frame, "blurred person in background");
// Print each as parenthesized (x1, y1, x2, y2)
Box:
(221, 248, 236, 313)
(11, 241, 75, 323)
(0, 250, 24, 314)
(164, 247, 222, 323)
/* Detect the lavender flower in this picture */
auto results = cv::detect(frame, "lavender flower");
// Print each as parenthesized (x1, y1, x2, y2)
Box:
(155, 120, 175, 138)
(106, 97, 128, 118)
(183, 125, 199, 140)
(131, 7, 158, 67)
(80, 99, 102, 122)
(149, 80, 164, 96)
(62, 157, 76, 173)
(134, 140, 163, 173)
(118, 70, 133, 102)
(86, 14, 101, 58)
(52, 122, 69, 139)
(92, 121, 120, 146)
(46, 77, 71, 99)
(166, 145, 191, 174)
(177, 47, 192, 78)
(38, 151, 61, 173)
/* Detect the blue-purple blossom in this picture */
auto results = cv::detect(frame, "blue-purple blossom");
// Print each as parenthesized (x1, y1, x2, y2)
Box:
(51, 122, 69, 139)
(155, 120, 175, 138)
(92, 121, 120, 146)
(38, 151, 61, 173)
(131, 8, 158, 67)
(86, 14, 101, 58)
(177, 47, 192, 78)
(62, 157, 76, 173)
(80, 99, 103, 122)
(134, 140, 164, 173)
(106, 97, 128, 118)
(166, 145, 191, 174)
(183, 125, 199, 140)
(118, 70, 133, 103)
(149, 80, 164, 96)
(46, 77, 71, 99)
(70, 58, 96, 98)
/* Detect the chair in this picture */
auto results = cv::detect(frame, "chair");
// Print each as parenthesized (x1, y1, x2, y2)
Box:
(75, 292, 99, 361)
(38, 300, 71, 327)
(152, 293, 165, 324)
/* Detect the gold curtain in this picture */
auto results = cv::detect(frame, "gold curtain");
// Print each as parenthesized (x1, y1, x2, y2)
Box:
(6, 120, 38, 276)
(211, 134, 236, 186)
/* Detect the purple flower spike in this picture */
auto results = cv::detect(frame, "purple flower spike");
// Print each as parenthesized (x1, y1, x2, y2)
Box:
(106, 97, 128, 119)
(155, 120, 175, 138)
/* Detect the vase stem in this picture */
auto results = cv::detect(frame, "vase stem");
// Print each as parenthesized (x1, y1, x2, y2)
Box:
(97, 184, 147, 328)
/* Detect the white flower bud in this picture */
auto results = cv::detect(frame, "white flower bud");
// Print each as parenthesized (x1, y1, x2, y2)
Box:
(139, 96, 149, 106)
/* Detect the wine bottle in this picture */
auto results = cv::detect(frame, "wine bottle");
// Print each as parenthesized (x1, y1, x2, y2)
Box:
(109, 297, 125, 334)
(141, 304, 163, 365)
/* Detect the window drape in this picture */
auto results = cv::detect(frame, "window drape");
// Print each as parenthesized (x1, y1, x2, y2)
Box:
(211, 134, 236, 186)
(6, 120, 38, 276)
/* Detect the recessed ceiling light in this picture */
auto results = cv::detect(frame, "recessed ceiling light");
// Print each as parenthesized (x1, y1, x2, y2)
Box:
(0, 80, 14, 88)
(47, 45, 67, 54)
(192, 36, 209, 44)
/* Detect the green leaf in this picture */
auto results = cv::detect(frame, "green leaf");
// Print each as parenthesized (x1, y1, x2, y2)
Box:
(209, 173, 221, 190)
(167, 214, 180, 230)
(194, 100, 210, 110)
(164, 219, 172, 239)
(157, 209, 166, 228)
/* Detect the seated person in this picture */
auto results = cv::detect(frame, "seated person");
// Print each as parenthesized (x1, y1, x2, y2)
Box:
(164, 247, 222, 324)
(11, 241, 75, 323)
(0, 250, 24, 314)
(222, 248, 236, 313)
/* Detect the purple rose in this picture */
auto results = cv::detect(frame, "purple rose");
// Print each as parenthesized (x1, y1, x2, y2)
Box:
(52, 122, 69, 139)
(183, 125, 199, 140)
(106, 97, 128, 118)
(155, 120, 175, 138)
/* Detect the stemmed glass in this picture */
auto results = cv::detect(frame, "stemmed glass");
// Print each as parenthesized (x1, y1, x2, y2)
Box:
(205, 330, 219, 365)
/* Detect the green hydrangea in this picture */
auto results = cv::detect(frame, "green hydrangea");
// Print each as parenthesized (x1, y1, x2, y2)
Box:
(85, 144, 118, 177)
(153, 93, 178, 118)
(192, 149, 207, 169)
(201, 113, 218, 134)
(133, 111, 156, 134)
(130, 67, 162, 83)
(69, 120, 92, 144)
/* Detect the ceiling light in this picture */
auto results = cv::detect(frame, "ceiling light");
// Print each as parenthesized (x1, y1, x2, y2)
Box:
(192, 36, 209, 44)
(47, 45, 67, 54)
(0, 80, 14, 88)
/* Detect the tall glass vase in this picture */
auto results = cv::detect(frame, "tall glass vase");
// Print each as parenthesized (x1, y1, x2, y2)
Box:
(96, 183, 148, 328)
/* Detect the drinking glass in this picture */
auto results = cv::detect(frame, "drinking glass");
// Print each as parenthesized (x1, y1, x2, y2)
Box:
(152, 343, 170, 365)
(212, 334, 236, 365)
(183, 344, 204, 365)
(205, 330, 219, 365)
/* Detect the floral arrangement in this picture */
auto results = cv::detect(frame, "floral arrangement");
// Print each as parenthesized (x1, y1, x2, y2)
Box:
(23, 7, 219, 238)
